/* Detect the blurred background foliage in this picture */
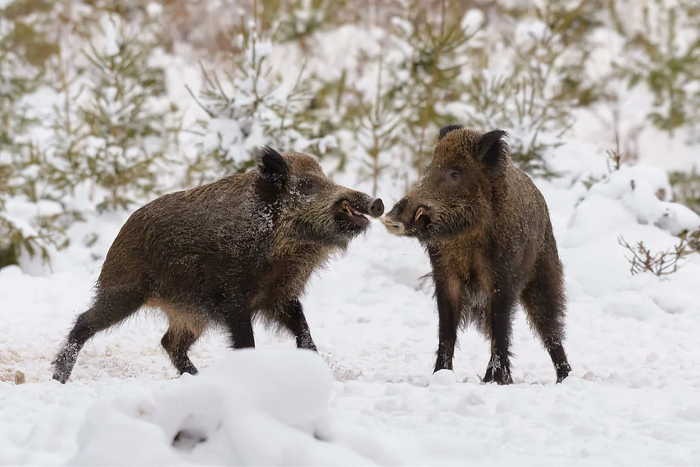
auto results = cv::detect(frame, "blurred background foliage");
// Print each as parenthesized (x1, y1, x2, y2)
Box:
(1, 0, 699, 268)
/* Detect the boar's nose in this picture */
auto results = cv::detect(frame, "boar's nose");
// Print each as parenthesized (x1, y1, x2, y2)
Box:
(370, 198, 384, 218)
(380, 216, 405, 235)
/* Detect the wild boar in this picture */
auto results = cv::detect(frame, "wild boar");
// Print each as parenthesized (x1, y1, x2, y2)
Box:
(381, 126, 571, 384)
(52, 147, 384, 383)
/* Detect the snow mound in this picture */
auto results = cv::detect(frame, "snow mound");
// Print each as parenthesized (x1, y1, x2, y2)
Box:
(68, 349, 378, 466)
(559, 164, 700, 297)
(566, 165, 700, 248)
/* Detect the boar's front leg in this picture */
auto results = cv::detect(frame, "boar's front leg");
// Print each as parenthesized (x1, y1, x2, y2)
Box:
(483, 290, 516, 385)
(433, 276, 462, 373)
(278, 300, 318, 352)
(221, 301, 256, 349)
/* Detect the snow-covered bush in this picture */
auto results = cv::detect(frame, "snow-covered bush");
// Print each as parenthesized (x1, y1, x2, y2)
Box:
(669, 167, 700, 214)
(567, 157, 700, 275)
(458, 0, 603, 177)
(0, 0, 70, 268)
(0, 2, 177, 269)
(270, 0, 350, 43)
(73, 15, 175, 212)
(616, 0, 700, 137)
(342, 54, 406, 198)
(186, 22, 335, 185)
(389, 0, 483, 180)
(2, 0, 700, 271)
(315, 1, 485, 195)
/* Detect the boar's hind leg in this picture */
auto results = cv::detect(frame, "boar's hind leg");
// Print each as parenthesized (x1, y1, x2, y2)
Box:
(278, 300, 318, 351)
(161, 326, 200, 376)
(52, 290, 144, 384)
(520, 255, 571, 383)
(483, 291, 516, 385)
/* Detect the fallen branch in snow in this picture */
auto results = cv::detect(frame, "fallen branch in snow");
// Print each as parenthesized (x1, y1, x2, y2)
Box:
(618, 234, 697, 276)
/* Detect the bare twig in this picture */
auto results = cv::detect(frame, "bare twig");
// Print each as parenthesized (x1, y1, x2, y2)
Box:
(618, 235, 695, 276)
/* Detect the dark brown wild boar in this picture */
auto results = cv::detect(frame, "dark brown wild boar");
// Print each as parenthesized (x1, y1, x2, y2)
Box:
(381, 126, 571, 384)
(52, 147, 384, 383)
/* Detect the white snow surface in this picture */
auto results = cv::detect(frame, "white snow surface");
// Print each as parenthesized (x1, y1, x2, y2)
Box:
(2, 163, 700, 465)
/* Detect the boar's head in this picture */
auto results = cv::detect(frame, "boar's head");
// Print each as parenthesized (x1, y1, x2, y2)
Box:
(256, 147, 384, 249)
(381, 126, 508, 245)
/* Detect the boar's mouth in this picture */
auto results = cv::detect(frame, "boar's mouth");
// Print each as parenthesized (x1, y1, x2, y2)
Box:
(335, 199, 370, 230)
(412, 206, 432, 231)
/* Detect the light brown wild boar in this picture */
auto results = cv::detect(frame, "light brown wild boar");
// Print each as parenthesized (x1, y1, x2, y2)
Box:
(52, 147, 384, 383)
(382, 126, 571, 384)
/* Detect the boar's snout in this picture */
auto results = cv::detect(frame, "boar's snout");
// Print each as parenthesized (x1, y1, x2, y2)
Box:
(380, 216, 405, 235)
(337, 199, 370, 229)
(381, 199, 432, 237)
(335, 190, 381, 230)
(370, 198, 384, 218)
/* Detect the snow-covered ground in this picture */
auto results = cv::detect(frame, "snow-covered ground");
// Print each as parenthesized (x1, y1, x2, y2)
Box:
(1, 156, 700, 465)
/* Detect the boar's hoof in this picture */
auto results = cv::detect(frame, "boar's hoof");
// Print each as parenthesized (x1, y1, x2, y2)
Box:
(52, 367, 70, 384)
(370, 198, 384, 218)
(482, 368, 513, 385)
(555, 362, 571, 383)
(483, 358, 513, 385)
(52, 373, 68, 384)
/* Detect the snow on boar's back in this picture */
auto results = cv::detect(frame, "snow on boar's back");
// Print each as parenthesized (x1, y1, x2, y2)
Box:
(52, 147, 384, 383)
(381, 126, 571, 384)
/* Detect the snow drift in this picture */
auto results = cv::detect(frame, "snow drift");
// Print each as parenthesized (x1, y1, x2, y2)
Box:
(68, 349, 382, 466)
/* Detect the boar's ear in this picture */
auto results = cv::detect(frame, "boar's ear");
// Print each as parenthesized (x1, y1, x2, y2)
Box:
(438, 124, 463, 141)
(477, 129, 508, 171)
(257, 146, 289, 183)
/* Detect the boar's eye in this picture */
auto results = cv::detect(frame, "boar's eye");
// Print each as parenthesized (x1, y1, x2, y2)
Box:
(443, 168, 462, 183)
(298, 178, 321, 196)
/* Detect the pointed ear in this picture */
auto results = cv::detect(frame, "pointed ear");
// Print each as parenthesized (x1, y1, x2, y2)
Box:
(477, 129, 508, 170)
(438, 124, 463, 141)
(257, 146, 289, 182)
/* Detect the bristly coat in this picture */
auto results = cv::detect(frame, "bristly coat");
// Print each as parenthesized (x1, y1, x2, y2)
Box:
(382, 126, 571, 384)
(52, 147, 384, 383)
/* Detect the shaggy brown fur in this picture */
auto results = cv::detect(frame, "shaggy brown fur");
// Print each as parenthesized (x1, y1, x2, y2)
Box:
(382, 127, 571, 384)
(52, 147, 384, 383)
